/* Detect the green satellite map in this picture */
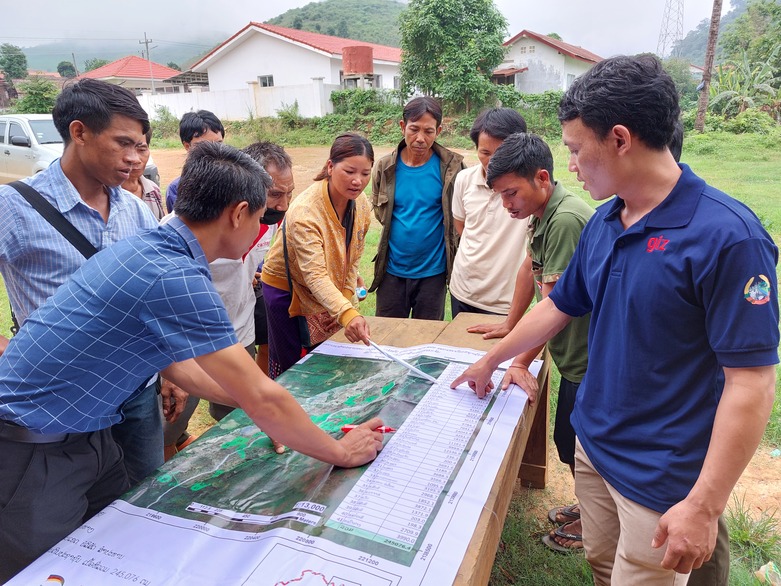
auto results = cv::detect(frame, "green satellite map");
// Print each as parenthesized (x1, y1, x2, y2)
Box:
(122, 351, 486, 566)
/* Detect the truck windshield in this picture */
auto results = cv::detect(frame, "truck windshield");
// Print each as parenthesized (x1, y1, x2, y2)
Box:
(28, 120, 62, 145)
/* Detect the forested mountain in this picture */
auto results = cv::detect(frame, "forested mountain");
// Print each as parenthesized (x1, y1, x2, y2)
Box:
(672, 0, 747, 65)
(22, 37, 224, 74)
(267, 0, 406, 47)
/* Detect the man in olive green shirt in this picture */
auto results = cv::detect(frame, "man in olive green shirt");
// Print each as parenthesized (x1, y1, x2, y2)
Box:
(487, 133, 593, 552)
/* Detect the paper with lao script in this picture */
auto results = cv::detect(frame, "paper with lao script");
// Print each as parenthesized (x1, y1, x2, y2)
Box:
(10, 342, 538, 586)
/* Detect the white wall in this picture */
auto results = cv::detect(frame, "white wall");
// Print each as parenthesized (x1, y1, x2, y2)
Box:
(206, 33, 334, 91)
(503, 38, 594, 93)
(251, 80, 341, 118)
(137, 79, 345, 120)
(137, 88, 255, 121)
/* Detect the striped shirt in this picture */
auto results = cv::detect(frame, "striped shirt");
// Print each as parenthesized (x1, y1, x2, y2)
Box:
(0, 218, 238, 433)
(0, 159, 158, 324)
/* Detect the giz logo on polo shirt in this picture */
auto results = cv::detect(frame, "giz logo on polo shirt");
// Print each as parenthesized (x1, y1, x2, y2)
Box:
(744, 275, 771, 305)
(646, 235, 669, 253)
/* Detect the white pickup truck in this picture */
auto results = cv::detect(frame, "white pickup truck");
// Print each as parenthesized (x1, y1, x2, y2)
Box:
(0, 113, 159, 185)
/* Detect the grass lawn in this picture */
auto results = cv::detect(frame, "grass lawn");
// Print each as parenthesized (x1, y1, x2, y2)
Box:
(0, 132, 779, 584)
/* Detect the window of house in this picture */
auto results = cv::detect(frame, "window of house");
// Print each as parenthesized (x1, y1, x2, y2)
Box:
(373, 74, 382, 88)
(258, 75, 274, 88)
(519, 46, 527, 54)
(529, 45, 535, 54)
(567, 73, 576, 88)
(393, 76, 401, 90)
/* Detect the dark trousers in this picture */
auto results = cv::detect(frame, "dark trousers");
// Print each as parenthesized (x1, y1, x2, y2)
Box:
(0, 428, 129, 582)
(375, 272, 447, 320)
(554, 377, 579, 466)
(688, 515, 729, 585)
(450, 295, 503, 319)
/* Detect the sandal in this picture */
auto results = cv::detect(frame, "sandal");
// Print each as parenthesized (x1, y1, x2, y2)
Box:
(541, 522, 584, 553)
(547, 503, 581, 525)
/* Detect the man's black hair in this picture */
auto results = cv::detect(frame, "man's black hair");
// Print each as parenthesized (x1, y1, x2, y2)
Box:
(403, 96, 443, 126)
(558, 54, 680, 150)
(486, 133, 555, 189)
(469, 108, 527, 146)
(669, 118, 684, 162)
(179, 109, 225, 144)
(174, 142, 270, 222)
(52, 78, 150, 144)
(242, 141, 292, 171)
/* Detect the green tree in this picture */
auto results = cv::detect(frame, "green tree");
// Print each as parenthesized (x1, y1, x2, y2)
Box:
(0, 43, 28, 81)
(547, 32, 563, 40)
(57, 60, 77, 78)
(663, 57, 700, 107)
(720, 0, 781, 80)
(84, 58, 110, 72)
(400, 0, 507, 112)
(166, 61, 182, 71)
(13, 77, 59, 113)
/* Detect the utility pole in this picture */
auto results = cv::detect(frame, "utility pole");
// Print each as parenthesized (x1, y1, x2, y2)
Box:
(139, 32, 156, 94)
(71, 52, 80, 76)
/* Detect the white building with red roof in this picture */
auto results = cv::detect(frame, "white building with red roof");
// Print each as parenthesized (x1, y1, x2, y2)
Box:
(192, 22, 402, 93)
(494, 30, 603, 93)
(78, 56, 182, 95)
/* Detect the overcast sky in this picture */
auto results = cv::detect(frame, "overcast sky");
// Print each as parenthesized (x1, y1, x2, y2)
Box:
(0, 0, 731, 59)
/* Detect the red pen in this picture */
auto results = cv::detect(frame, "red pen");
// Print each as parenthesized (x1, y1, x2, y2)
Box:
(341, 425, 397, 434)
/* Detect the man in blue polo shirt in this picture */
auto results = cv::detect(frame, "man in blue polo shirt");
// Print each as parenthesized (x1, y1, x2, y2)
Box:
(453, 55, 778, 584)
(0, 142, 385, 582)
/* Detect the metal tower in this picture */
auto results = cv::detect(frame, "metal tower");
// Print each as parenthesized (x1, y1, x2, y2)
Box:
(657, 0, 685, 58)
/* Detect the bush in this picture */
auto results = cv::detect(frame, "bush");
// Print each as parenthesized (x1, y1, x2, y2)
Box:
(330, 88, 402, 116)
(277, 100, 303, 130)
(724, 108, 777, 134)
(152, 105, 180, 141)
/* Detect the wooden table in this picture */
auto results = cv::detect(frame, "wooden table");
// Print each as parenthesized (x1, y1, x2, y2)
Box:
(331, 313, 550, 585)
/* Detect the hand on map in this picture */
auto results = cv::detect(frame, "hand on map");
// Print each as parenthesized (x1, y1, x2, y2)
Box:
(160, 378, 189, 422)
(345, 315, 371, 345)
(467, 319, 512, 340)
(451, 360, 495, 399)
(501, 365, 539, 403)
(269, 437, 285, 454)
(652, 498, 718, 574)
(335, 416, 385, 467)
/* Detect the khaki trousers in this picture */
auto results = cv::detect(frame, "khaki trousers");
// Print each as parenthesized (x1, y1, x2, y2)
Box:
(574, 440, 691, 586)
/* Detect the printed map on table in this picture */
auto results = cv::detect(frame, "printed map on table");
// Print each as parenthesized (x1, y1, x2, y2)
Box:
(10, 342, 535, 586)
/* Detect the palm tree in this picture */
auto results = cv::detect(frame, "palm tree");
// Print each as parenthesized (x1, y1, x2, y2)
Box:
(695, 0, 724, 132)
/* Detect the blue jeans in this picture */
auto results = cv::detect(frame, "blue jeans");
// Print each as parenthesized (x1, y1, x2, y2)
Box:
(111, 379, 164, 486)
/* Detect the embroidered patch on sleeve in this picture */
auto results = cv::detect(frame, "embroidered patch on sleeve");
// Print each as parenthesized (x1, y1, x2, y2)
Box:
(744, 275, 771, 305)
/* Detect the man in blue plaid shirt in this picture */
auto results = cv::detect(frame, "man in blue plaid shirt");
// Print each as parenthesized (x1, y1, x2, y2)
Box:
(0, 141, 385, 582)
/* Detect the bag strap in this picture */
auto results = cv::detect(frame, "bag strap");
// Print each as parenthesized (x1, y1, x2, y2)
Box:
(10, 181, 99, 259)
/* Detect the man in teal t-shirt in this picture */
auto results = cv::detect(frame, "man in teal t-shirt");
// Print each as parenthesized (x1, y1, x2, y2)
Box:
(370, 97, 464, 319)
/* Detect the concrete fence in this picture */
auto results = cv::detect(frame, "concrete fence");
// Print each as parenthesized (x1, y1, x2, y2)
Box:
(137, 78, 342, 121)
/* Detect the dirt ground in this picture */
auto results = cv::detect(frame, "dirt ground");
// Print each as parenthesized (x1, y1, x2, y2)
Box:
(152, 146, 781, 521)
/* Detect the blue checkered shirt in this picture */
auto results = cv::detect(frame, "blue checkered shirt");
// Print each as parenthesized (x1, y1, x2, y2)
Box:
(0, 159, 158, 324)
(0, 218, 238, 433)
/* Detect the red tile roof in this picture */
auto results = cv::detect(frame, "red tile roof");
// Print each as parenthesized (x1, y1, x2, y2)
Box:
(78, 56, 180, 81)
(504, 30, 602, 64)
(193, 22, 402, 70)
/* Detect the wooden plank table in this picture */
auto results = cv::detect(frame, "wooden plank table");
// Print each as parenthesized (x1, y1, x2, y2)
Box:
(331, 313, 550, 585)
